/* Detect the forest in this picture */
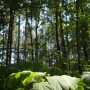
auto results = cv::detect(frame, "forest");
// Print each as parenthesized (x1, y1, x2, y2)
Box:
(0, 0, 90, 90)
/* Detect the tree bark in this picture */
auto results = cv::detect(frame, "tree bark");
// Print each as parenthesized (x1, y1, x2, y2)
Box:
(24, 5, 28, 61)
(76, 0, 82, 74)
(17, 12, 20, 65)
(55, 5, 60, 53)
(80, 6, 89, 62)
(35, 18, 38, 62)
(30, 7, 34, 63)
(65, 0, 70, 71)
(6, 9, 14, 66)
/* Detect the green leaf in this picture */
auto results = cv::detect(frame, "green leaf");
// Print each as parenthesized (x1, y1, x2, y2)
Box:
(20, 71, 31, 79)
(33, 75, 80, 90)
(16, 88, 24, 90)
(33, 82, 54, 90)
(22, 72, 36, 86)
(34, 72, 47, 82)
(82, 72, 90, 87)
(22, 72, 46, 86)
(4, 73, 18, 89)
(46, 75, 80, 90)
(15, 72, 21, 79)
(77, 80, 84, 90)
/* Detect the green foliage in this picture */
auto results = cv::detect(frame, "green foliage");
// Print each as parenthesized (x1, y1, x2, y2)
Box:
(4, 70, 90, 90)
(0, 66, 19, 89)
(4, 71, 47, 90)
(17, 62, 46, 72)
(82, 72, 90, 89)
(1, 65, 90, 90)
(46, 75, 80, 90)
(33, 82, 54, 90)
(47, 67, 68, 76)
(77, 80, 84, 90)
(4, 71, 82, 90)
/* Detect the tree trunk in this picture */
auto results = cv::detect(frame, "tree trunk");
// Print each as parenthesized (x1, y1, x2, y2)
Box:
(59, 13, 67, 58)
(80, 6, 89, 63)
(24, 5, 28, 61)
(30, 7, 34, 63)
(81, 22, 89, 61)
(65, 0, 70, 71)
(2, 24, 5, 66)
(76, 0, 82, 74)
(55, 5, 60, 53)
(35, 18, 38, 62)
(6, 9, 14, 66)
(17, 12, 20, 65)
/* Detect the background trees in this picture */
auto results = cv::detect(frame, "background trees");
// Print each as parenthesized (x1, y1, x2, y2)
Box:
(0, 0, 90, 74)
